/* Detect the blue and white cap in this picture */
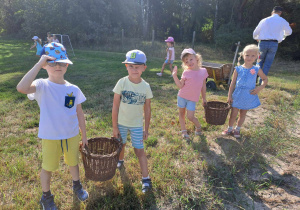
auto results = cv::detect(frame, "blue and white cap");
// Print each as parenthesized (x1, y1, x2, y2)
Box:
(122, 49, 147, 65)
(40, 42, 73, 64)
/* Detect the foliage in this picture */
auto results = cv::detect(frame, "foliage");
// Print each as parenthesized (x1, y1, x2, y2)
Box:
(0, 0, 299, 59)
(201, 18, 214, 43)
(215, 23, 254, 50)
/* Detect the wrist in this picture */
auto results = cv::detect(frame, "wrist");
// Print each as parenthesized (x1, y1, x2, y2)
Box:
(113, 125, 118, 129)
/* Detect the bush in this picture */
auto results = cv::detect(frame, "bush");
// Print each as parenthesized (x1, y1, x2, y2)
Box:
(215, 23, 255, 50)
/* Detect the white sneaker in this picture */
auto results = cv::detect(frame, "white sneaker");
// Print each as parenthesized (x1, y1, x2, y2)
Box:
(156, 73, 162, 76)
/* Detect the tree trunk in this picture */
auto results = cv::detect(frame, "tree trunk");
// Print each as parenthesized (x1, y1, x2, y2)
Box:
(213, 0, 218, 42)
(141, 0, 149, 38)
(180, 0, 185, 41)
(237, 0, 248, 27)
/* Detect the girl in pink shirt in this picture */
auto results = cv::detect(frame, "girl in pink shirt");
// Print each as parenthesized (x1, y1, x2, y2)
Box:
(172, 48, 208, 141)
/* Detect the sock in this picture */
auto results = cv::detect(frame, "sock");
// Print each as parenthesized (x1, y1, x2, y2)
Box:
(235, 126, 241, 131)
(142, 176, 150, 186)
(117, 160, 124, 167)
(73, 180, 82, 190)
(228, 126, 233, 132)
(142, 176, 150, 180)
(43, 190, 51, 198)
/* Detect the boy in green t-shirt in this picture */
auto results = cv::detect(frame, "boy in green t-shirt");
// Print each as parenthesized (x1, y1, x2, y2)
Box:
(112, 49, 153, 193)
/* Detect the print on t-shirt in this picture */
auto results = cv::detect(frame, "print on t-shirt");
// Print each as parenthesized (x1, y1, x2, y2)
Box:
(121, 90, 146, 105)
(65, 92, 75, 108)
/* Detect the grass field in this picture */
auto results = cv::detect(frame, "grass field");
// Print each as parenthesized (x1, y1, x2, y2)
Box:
(0, 39, 299, 209)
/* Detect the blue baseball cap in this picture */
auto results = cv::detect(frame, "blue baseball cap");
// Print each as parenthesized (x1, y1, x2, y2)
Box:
(40, 42, 73, 64)
(122, 49, 147, 65)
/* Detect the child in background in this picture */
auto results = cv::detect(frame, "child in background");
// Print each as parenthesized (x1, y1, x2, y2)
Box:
(112, 49, 153, 193)
(156, 36, 175, 77)
(17, 42, 89, 209)
(172, 48, 208, 140)
(46, 32, 53, 44)
(30, 36, 43, 57)
(222, 44, 268, 138)
(53, 35, 60, 43)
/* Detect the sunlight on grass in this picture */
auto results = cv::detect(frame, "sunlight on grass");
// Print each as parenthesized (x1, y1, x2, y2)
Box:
(1, 39, 299, 209)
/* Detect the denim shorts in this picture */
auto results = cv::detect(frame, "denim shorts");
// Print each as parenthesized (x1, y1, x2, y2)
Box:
(118, 124, 144, 149)
(164, 59, 174, 64)
(177, 95, 196, 111)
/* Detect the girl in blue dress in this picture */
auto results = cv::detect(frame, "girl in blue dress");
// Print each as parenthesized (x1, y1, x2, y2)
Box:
(30, 36, 43, 57)
(222, 44, 268, 138)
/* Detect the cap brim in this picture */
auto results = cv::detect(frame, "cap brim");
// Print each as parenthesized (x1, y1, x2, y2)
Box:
(122, 61, 145, 65)
(48, 59, 73, 65)
(181, 53, 188, 59)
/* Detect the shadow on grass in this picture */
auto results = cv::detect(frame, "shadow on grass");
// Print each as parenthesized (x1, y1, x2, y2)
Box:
(119, 166, 158, 210)
(82, 166, 157, 210)
(197, 135, 300, 209)
(192, 135, 271, 209)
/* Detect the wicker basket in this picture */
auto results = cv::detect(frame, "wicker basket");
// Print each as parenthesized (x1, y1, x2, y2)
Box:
(204, 101, 231, 125)
(80, 137, 123, 181)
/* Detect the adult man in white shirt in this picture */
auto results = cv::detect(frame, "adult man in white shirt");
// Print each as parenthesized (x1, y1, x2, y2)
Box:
(253, 6, 292, 84)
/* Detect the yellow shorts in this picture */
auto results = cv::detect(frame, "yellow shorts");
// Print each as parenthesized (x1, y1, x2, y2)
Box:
(42, 134, 81, 172)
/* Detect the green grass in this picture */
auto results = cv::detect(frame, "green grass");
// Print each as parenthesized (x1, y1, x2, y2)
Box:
(0, 39, 299, 209)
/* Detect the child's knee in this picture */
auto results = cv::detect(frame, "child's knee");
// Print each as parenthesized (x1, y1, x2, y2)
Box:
(134, 148, 146, 158)
(187, 114, 195, 121)
(179, 112, 185, 118)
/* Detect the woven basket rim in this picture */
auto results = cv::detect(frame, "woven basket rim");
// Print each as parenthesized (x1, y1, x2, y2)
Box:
(80, 137, 122, 159)
(205, 101, 231, 111)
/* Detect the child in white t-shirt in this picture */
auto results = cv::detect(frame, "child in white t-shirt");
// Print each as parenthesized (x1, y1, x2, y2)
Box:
(172, 48, 208, 141)
(157, 36, 175, 77)
(112, 49, 153, 193)
(17, 42, 88, 209)
(53, 35, 59, 43)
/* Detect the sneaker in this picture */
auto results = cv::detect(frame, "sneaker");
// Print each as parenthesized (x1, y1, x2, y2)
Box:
(195, 127, 202, 136)
(233, 130, 241, 138)
(222, 129, 233, 136)
(117, 160, 124, 168)
(156, 73, 162, 76)
(40, 194, 57, 210)
(73, 186, 89, 201)
(195, 131, 202, 136)
(180, 130, 191, 141)
(141, 178, 152, 193)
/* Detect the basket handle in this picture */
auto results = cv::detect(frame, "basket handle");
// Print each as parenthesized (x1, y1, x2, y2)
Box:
(84, 144, 91, 156)
(112, 133, 123, 142)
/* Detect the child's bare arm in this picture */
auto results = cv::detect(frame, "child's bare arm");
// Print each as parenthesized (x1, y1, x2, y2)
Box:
(143, 99, 151, 140)
(16, 55, 55, 94)
(168, 50, 172, 63)
(251, 69, 268, 95)
(257, 69, 268, 87)
(30, 43, 36, 49)
(227, 69, 237, 104)
(112, 93, 121, 138)
(77, 104, 88, 146)
(172, 66, 185, 89)
(201, 79, 207, 106)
